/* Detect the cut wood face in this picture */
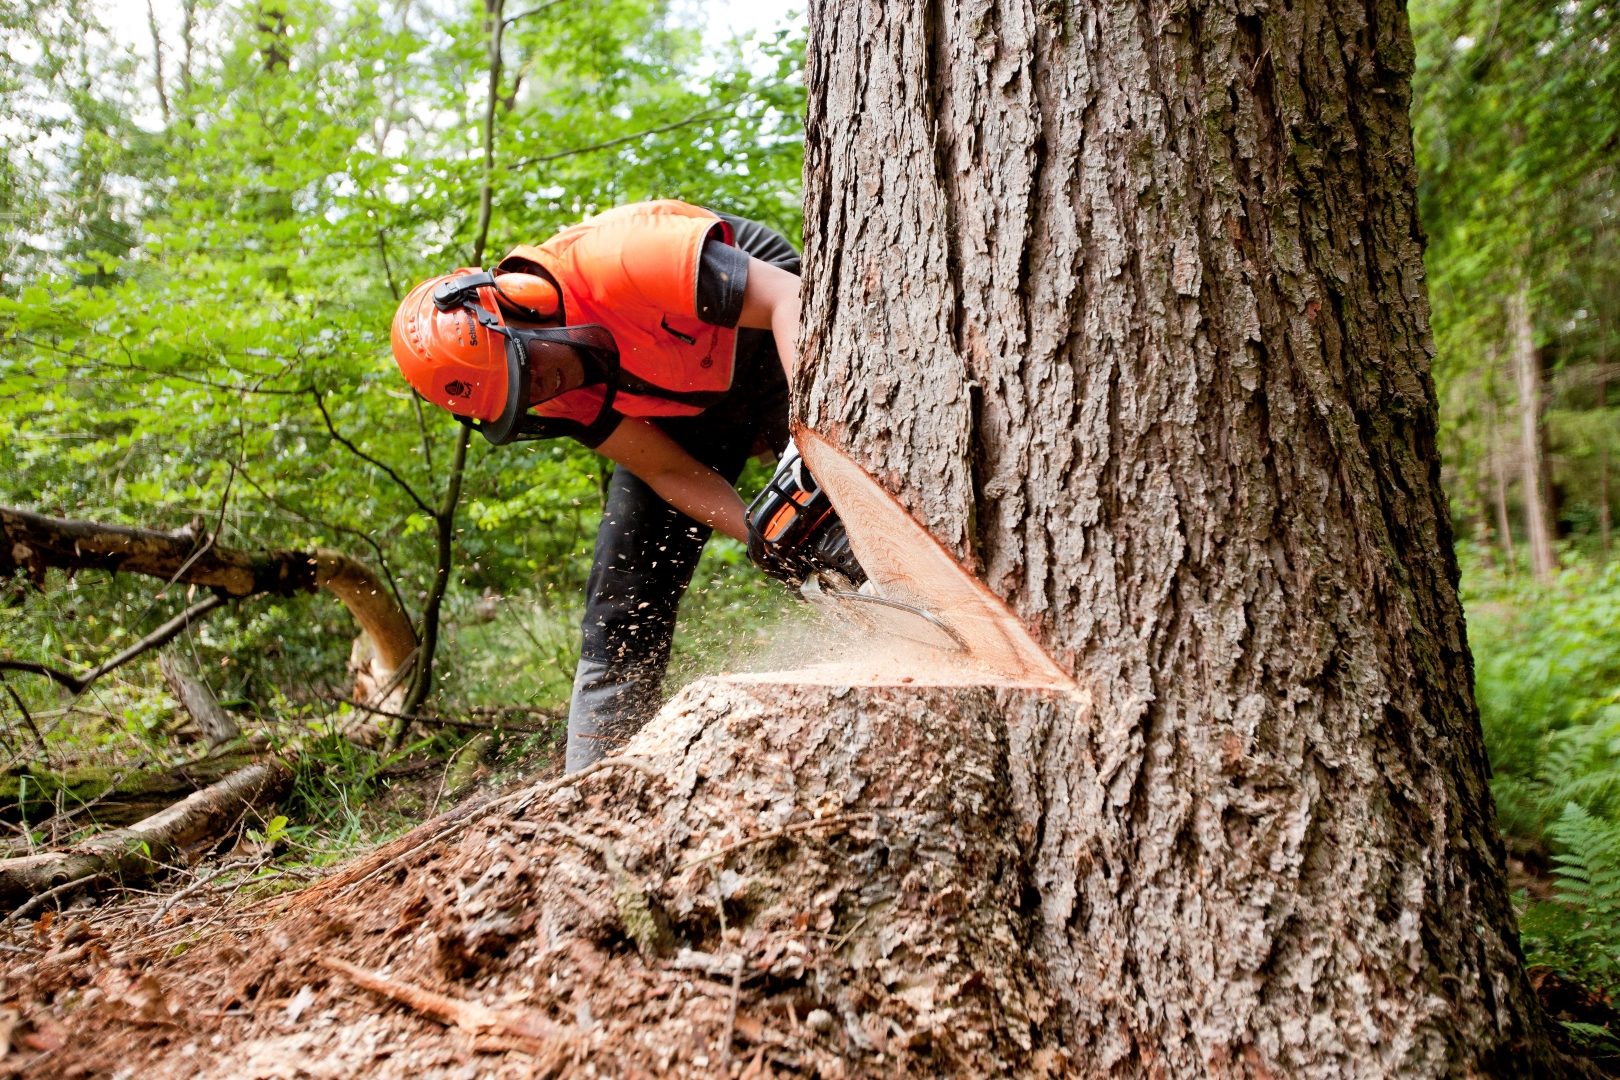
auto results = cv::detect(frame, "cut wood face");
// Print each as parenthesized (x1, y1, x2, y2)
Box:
(733, 427, 1080, 695)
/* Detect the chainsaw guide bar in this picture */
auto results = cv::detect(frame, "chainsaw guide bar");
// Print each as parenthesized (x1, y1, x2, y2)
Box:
(801, 577, 967, 654)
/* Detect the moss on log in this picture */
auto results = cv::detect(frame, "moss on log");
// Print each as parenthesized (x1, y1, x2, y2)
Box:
(0, 752, 263, 827)
(0, 757, 294, 906)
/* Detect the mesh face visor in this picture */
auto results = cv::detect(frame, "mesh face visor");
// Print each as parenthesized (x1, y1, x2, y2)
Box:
(477, 325, 621, 446)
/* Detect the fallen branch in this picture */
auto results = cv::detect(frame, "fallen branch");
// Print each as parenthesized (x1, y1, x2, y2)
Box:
(719, 956, 744, 1072)
(0, 594, 229, 700)
(0, 507, 416, 695)
(0, 674, 47, 754)
(147, 856, 266, 927)
(0, 871, 105, 928)
(325, 696, 552, 734)
(4, 750, 264, 829)
(0, 757, 293, 907)
(467, 705, 565, 719)
(320, 955, 573, 1053)
(289, 757, 659, 910)
(161, 652, 240, 748)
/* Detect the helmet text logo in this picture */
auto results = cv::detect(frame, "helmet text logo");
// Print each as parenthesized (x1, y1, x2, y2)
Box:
(444, 380, 471, 398)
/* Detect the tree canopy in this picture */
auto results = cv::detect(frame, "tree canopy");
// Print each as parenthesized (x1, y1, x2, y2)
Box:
(0, 0, 805, 727)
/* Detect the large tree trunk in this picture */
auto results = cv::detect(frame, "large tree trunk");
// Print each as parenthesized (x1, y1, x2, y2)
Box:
(798, 0, 1560, 1073)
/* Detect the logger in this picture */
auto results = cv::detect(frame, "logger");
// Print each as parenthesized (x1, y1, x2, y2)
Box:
(390, 200, 950, 771)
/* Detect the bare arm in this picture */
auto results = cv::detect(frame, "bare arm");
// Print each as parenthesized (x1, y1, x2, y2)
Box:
(594, 418, 748, 542)
(737, 256, 802, 379)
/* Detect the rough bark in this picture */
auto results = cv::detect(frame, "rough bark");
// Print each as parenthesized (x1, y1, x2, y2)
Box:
(160, 652, 241, 748)
(799, 0, 1560, 1073)
(0, 506, 417, 699)
(1511, 286, 1557, 579)
(0, 757, 292, 906)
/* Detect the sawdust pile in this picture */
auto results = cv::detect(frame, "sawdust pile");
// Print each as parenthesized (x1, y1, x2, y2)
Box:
(0, 680, 1074, 1079)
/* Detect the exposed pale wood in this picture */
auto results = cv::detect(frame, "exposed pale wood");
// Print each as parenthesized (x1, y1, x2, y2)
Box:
(791, 426, 1078, 692)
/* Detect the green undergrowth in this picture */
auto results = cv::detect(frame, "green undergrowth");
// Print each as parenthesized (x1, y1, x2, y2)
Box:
(1465, 549, 1620, 1019)
(0, 539, 793, 874)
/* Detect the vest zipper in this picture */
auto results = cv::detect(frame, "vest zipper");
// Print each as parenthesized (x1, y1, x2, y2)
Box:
(659, 315, 698, 345)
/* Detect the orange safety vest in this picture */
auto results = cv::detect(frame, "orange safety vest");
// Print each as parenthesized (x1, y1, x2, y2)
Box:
(496, 200, 740, 429)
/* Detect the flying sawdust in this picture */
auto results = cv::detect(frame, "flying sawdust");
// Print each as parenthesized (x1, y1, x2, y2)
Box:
(729, 428, 1081, 696)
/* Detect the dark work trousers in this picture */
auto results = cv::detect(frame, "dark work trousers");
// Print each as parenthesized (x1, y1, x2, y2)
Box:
(565, 214, 797, 771)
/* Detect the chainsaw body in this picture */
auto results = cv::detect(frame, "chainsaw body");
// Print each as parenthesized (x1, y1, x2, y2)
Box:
(746, 444, 965, 653)
(745, 443, 866, 590)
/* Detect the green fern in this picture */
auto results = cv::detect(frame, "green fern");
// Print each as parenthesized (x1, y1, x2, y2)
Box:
(1466, 554, 1620, 997)
(1522, 802, 1620, 992)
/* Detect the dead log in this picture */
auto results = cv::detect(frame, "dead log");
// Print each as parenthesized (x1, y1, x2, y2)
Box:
(0, 757, 293, 907)
(159, 653, 240, 748)
(2, 751, 263, 828)
(0, 506, 416, 700)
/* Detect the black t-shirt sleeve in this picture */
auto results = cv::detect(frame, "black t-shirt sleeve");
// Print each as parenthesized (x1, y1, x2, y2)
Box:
(696, 235, 750, 328)
(696, 214, 803, 328)
(718, 212, 801, 273)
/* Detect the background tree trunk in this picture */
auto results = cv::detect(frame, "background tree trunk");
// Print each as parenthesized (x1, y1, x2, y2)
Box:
(1511, 285, 1558, 579)
(799, 0, 1560, 1072)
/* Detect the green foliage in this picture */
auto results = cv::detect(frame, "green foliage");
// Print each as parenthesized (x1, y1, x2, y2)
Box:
(1414, 0, 1620, 553)
(0, 0, 804, 711)
(1466, 555, 1620, 994)
(0, 0, 805, 862)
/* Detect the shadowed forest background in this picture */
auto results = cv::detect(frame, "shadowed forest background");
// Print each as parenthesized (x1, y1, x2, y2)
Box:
(3, 0, 1620, 1049)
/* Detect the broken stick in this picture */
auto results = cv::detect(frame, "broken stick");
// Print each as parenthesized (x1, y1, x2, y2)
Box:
(0, 757, 293, 908)
(319, 955, 570, 1046)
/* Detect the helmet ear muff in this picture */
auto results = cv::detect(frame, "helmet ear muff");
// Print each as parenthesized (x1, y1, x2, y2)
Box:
(493, 273, 559, 320)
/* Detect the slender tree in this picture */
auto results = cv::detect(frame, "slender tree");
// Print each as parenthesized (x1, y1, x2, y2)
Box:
(796, 0, 1571, 1071)
(1512, 286, 1559, 579)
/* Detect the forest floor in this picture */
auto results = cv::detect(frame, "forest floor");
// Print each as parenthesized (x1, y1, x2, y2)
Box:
(0, 731, 840, 1080)
(5, 554, 1620, 1078)
(2, 707, 1620, 1080)
(0, 676, 1072, 1080)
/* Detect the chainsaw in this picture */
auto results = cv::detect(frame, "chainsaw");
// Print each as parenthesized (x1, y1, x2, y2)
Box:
(746, 442, 964, 653)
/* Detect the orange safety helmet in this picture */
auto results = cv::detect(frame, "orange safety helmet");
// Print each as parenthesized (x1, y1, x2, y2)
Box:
(392, 268, 619, 445)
